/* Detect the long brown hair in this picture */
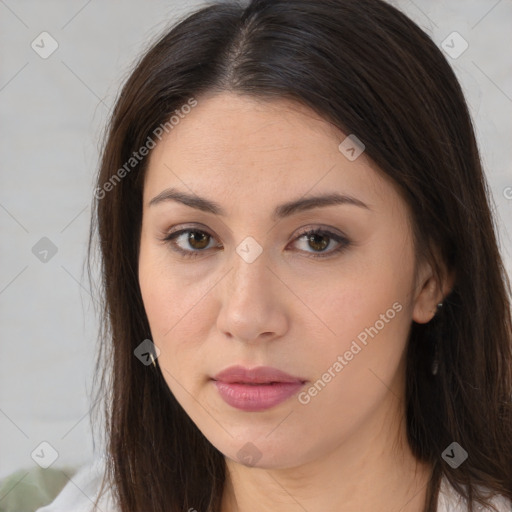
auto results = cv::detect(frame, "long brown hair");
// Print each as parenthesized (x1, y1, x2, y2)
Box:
(87, 1, 512, 510)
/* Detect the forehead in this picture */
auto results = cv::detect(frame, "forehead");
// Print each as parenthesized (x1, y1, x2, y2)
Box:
(143, 92, 400, 216)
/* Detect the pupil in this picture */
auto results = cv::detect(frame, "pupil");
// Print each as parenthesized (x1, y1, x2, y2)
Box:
(309, 233, 328, 251)
(189, 231, 209, 250)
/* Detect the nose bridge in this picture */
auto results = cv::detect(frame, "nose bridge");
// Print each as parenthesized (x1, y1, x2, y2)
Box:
(216, 240, 288, 341)
(227, 241, 273, 309)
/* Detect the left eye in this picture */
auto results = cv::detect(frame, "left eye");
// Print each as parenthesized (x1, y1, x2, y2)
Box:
(294, 228, 349, 257)
(161, 227, 350, 259)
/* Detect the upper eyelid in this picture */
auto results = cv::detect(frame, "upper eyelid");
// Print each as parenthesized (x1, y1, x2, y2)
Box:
(165, 224, 345, 239)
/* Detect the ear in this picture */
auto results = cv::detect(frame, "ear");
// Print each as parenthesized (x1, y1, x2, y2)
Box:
(412, 259, 455, 324)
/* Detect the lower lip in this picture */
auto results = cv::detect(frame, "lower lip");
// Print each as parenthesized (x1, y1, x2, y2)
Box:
(213, 380, 305, 411)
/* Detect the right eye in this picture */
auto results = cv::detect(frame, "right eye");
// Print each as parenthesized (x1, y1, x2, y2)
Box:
(161, 228, 221, 259)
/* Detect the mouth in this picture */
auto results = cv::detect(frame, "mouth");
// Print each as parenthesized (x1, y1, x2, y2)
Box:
(211, 365, 307, 411)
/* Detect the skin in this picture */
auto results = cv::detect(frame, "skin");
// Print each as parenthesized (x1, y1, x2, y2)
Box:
(138, 92, 454, 512)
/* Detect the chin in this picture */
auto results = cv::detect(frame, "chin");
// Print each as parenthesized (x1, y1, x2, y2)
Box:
(210, 434, 311, 470)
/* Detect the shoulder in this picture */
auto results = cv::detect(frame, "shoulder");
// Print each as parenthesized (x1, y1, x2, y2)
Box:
(437, 476, 512, 512)
(35, 455, 117, 512)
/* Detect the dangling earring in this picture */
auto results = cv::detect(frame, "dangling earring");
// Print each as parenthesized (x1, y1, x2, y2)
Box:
(431, 302, 443, 376)
(149, 352, 157, 369)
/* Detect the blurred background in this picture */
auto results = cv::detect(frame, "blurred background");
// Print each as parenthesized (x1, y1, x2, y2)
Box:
(0, 0, 511, 492)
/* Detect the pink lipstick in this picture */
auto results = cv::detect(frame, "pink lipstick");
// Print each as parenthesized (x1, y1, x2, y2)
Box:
(212, 365, 306, 412)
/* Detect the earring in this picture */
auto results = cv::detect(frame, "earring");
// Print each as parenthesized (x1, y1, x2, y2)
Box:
(431, 302, 443, 375)
(149, 352, 157, 369)
(431, 351, 440, 375)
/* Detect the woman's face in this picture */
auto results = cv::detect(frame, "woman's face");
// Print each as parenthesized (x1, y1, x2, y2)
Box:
(138, 92, 437, 469)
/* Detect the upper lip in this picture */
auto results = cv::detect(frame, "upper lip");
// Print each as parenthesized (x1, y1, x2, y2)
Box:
(212, 365, 306, 384)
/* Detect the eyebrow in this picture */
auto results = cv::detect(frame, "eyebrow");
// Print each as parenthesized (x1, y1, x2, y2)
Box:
(148, 187, 371, 220)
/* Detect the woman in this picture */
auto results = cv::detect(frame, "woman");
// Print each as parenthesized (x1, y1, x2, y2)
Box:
(37, 0, 512, 510)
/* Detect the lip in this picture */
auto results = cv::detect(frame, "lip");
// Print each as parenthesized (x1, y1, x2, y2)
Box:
(212, 365, 306, 412)
(213, 365, 305, 384)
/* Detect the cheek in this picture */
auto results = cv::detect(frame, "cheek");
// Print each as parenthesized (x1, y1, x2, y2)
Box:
(292, 285, 411, 453)
(296, 245, 412, 357)
(138, 263, 207, 408)
(297, 281, 410, 390)
(139, 237, 199, 336)
(293, 242, 414, 409)
(138, 241, 217, 381)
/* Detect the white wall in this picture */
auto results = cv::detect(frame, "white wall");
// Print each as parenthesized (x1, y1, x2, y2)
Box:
(1, 0, 511, 481)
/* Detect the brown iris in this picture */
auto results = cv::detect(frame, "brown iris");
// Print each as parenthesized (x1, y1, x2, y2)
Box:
(187, 231, 210, 250)
(307, 233, 329, 252)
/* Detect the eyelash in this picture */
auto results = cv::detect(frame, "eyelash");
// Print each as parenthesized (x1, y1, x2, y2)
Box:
(159, 226, 351, 260)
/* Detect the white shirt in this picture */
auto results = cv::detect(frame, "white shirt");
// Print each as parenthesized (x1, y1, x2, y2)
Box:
(35, 456, 511, 512)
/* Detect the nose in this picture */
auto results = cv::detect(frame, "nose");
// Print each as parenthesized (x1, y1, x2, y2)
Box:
(216, 247, 289, 344)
